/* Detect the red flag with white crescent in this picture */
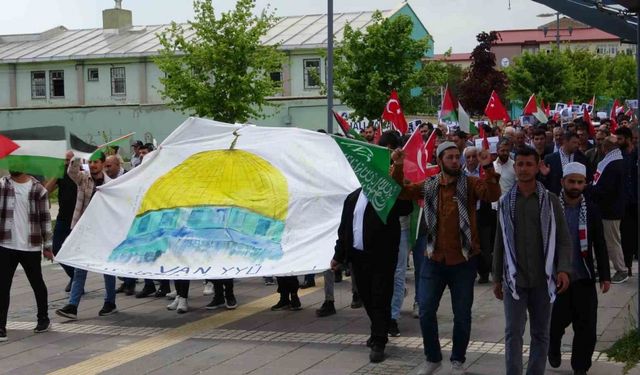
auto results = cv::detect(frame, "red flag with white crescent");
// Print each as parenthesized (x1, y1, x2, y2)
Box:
(381, 90, 409, 135)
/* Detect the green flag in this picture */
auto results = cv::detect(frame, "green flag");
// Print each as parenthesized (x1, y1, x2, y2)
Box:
(333, 136, 401, 223)
(89, 132, 135, 161)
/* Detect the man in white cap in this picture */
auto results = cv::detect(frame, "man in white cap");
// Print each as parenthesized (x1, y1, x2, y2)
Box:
(391, 141, 501, 375)
(493, 146, 572, 375)
(548, 162, 610, 375)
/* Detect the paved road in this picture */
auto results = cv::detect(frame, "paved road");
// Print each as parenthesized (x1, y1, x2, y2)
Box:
(2, 261, 639, 375)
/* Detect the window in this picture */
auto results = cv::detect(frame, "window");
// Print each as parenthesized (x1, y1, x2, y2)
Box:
(303, 59, 321, 89)
(111, 67, 126, 96)
(270, 71, 282, 84)
(88, 68, 99, 81)
(596, 43, 618, 55)
(31, 71, 46, 99)
(49, 70, 65, 98)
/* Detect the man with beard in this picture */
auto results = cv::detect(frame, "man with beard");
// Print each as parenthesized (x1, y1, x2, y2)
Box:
(532, 128, 553, 160)
(616, 127, 638, 277)
(585, 129, 609, 173)
(494, 139, 516, 195)
(591, 135, 627, 283)
(391, 141, 501, 375)
(548, 162, 610, 375)
(493, 146, 572, 375)
(363, 125, 376, 144)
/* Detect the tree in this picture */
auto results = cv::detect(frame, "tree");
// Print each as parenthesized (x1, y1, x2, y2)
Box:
(155, 0, 284, 123)
(458, 31, 508, 115)
(333, 11, 434, 120)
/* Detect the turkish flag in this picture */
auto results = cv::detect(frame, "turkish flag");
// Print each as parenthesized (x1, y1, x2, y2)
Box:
(484, 90, 510, 122)
(584, 107, 596, 138)
(381, 90, 409, 135)
(402, 129, 428, 183)
(0, 134, 19, 159)
(610, 99, 619, 133)
(523, 94, 538, 115)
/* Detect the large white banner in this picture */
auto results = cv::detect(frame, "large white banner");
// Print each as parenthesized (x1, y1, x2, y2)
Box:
(56, 118, 360, 279)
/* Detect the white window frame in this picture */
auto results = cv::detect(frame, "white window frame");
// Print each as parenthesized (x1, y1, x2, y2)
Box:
(49, 70, 65, 98)
(31, 71, 46, 99)
(111, 67, 126, 96)
(88, 68, 99, 82)
(303, 58, 321, 90)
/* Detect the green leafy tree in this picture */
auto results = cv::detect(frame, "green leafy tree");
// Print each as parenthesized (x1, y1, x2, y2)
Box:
(155, 0, 284, 123)
(333, 11, 434, 120)
(602, 53, 637, 101)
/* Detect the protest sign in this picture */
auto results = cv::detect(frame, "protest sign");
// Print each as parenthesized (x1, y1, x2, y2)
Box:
(475, 136, 500, 154)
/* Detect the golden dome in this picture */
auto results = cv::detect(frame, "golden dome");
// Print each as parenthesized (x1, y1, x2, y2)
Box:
(138, 150, 288, 221)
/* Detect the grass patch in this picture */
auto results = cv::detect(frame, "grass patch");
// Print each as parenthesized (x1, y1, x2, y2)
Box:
(606, 329, 640, 374)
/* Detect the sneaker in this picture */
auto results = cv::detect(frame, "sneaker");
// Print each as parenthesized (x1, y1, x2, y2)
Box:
(612, 271, 629, 284)
(64, 281, 72, 293)
(55, 304, 78, 321)
(388, 319, 400, 337)
(154, 288, 170, 298)
(350, 293, 363, 309)
(135, 285, 156, 298)
(417, 361, 442, 375)
(478, 274, 490, 284)
(33, 319, 50, 333)
(451, 360, 465, 375)
(167, 296, 180, 310)
(548, 353, 561, 368)
(300, 279, 316, 289)
(176, 297, 189, 314)
(206, 296, 226, 310)
(0, 327, 6, 342)
(166, 291, 177, 300)
(271, 298, 291, 311)
(316, 301, 336, 317)
(412, 302, 420, 319)
(369, 344, 385, 363)
(203, 281, 214, 296)
(225, 295, 238, 310)
(264, 277, 275, 286)
(290, 295, 302, 311)
(98, 302, 118, 316)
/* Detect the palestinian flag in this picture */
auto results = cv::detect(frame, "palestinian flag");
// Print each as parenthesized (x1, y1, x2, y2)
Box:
(70, 133, 98, 161)
(71, 132, 135, 161)
(440, 85, 458, 125)
(0, 126, 66, 178)
(332, 111, 366, 141)
(0, 134, 19, 159)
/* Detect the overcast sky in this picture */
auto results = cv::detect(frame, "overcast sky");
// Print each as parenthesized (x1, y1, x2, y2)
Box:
(0, 0, 555, 54)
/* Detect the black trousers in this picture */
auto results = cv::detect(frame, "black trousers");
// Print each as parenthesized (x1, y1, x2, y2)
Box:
(351, 251, 397, 347)
(549, 279, 598, 371)
(52, 219, 75, 280)
(0, 247, 49, 328)
(621, 203, 638, 269)
(276, 276, 299, 298)
(213, 279, 234, 297)
(477, 209, 496, 277)
(174, 280, 190, 298)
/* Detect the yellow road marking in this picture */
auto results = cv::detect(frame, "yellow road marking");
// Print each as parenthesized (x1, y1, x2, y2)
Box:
(48, 279, 324, 375)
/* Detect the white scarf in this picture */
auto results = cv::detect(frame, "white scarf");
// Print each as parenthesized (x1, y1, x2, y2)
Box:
(593, 148, 623, 185)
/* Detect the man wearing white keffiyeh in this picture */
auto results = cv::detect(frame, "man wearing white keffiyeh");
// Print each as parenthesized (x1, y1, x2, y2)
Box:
(548, 162, 611, 375)
(493, 146, 573, 375)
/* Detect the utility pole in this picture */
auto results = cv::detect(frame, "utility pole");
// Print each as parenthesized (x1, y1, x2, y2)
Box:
(555, 12, 560, 48)
(326, 0, 334, 133)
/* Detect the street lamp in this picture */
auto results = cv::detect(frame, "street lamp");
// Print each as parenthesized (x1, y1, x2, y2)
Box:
(537, 12, 561, 49)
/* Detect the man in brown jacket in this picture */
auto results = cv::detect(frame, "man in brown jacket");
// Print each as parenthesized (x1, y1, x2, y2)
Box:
(391, 141, 501, 375)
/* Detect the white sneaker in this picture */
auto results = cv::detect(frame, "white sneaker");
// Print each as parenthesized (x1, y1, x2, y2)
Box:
(203, 282, 214, 296)
(417, 361, 442, 375)
(451, 360, 465, 374)
(177, 297, 189, 314)
(166, 291, 177, 300)
(167, 296, 179, 310)
(412, 302, 420, 319)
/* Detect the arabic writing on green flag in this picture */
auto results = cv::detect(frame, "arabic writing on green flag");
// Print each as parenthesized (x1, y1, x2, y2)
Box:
(333, 136, 401, 224)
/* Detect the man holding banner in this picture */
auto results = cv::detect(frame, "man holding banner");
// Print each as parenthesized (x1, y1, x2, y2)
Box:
(391, 141, 501, 375)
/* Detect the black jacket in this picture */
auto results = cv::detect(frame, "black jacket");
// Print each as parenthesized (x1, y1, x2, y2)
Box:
(542, 151, 591, 195)
(588, 157, 626, 220)
(579, 200, 611, 283)
(333, 188, 413, 265)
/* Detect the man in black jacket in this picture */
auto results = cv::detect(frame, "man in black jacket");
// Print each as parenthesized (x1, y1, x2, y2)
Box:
(548, 162, 611, 375)
(331, 132, 413, 363)
(590, 135, 627, 283)
(540, 132, 591, 195)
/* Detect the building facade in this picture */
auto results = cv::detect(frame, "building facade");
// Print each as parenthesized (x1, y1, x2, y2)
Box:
(0, 2, 433, 144)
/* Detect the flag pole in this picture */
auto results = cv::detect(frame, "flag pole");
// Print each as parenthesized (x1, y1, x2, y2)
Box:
(326, 0, 334, 134)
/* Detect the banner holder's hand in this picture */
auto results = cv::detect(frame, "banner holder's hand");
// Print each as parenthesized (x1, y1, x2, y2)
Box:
(556, 272, 570, 293)
(43, 248, 54, 263)
(493, 281, 503, 300)
(600, 280, 611, 294)
(330, 259, 341, 272)
(391, 148, 405, 165)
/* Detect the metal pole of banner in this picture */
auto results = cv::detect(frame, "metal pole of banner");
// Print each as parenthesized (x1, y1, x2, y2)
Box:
(326, 0, 334, 134)
(636, 14, 639, 338)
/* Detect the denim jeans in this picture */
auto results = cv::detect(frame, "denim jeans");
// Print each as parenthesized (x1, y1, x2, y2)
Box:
(69, 268, 116, 306)
(391, 228, 410, 320)
(413, 234, 427, 304)
(419, 256, 477, 363)
(504, 285, 552, 375)
(52, 219, 75, 280)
